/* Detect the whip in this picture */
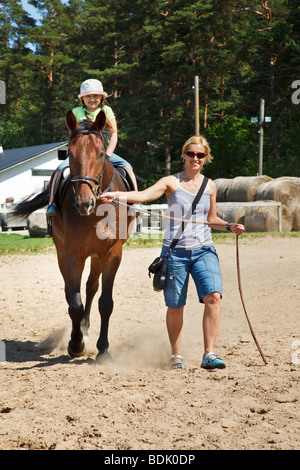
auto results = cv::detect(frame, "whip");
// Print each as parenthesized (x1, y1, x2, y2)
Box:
(236, 234, 268, 365)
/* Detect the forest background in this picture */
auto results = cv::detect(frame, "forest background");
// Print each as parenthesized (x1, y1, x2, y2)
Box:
(1, 0, 300, 188)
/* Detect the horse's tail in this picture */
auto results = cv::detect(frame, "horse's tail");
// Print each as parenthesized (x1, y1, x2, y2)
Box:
(12, 187, 49, 220)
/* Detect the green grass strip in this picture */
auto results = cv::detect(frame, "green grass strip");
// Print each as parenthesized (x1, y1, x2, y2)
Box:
(1, 230, 299, 256)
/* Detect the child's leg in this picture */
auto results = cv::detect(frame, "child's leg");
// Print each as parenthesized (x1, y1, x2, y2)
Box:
(124, 166, 138, 190)
(108, 153, 138, 190)
(46, 158, 70, 216)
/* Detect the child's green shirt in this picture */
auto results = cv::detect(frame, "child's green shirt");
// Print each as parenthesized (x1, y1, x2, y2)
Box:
(72, 105, 115, 123)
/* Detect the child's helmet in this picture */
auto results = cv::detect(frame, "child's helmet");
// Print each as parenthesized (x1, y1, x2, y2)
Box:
(78, 79, 108, 99)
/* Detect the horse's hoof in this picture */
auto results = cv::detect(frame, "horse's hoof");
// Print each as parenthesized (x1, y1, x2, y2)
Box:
(68, 341, 86, 358)
(96, 349, 112, 364)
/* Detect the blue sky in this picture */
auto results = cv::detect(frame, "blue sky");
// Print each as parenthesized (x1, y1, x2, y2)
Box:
(21, 0, 42, 22)
(21, 1, 69, 22)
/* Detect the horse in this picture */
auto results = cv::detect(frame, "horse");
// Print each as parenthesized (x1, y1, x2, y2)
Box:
(14, 110, 135, 361)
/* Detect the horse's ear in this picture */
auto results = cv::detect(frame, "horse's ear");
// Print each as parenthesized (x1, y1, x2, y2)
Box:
(93, 110, 106, 132)
(66, 111, 78, 132)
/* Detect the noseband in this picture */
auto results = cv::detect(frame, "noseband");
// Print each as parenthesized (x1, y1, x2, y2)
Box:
(69, 124, 116, 201)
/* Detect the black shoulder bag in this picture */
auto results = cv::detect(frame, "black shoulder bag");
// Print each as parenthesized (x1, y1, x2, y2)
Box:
(148, 176, 209, 292)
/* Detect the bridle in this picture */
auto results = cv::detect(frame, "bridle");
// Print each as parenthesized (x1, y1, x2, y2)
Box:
(69, 124, 116, 202)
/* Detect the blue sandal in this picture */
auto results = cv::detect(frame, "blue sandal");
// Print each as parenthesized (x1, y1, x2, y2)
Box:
(46, 202, 57, 217)
(171, 355, 185, 370)
(201, 353, 226, 369)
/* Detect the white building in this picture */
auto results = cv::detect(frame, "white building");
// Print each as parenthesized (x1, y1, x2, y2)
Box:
(0, 142, 68, 204)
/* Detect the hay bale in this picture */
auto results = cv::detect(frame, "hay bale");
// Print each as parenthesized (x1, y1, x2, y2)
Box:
(275, 178, 300, 229)
(214, 178, 231, 202)
(277, 176, 300, 188)
(254, 179, 300, 230)
(244, 203, 293, 232)
(27, 211, 47, 237)
(291, 201, 300, 230)
(216, 205, 246, 225)
(226, 175, 272, 202)
(255, 179, 300, 210)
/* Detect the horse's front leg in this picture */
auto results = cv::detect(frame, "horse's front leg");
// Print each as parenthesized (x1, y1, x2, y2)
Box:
(96, 250, 121, 362)
(81, 256, 102, 340)
(63, 255, 86, 358)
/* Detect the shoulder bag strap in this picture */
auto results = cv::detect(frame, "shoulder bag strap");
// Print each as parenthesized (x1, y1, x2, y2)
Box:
(169, 175, 209, 252)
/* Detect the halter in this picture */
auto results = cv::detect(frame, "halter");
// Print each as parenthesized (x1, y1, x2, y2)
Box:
(69, 123, 116, 201)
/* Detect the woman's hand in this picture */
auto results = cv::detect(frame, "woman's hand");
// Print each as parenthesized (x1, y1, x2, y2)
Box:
(100, 192, 121, 203)
(230, 224, 245, 236)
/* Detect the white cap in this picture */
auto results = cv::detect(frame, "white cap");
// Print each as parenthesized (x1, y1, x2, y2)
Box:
(78, 79, 108, 99)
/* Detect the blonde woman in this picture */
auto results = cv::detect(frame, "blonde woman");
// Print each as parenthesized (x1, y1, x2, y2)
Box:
(101, 136, 244, 370)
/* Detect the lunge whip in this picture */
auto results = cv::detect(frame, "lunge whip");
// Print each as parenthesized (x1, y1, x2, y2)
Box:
(235, 235, 268, 365)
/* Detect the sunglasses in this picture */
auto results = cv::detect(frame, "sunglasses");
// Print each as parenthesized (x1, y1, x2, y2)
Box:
(185, 150, 207, 159)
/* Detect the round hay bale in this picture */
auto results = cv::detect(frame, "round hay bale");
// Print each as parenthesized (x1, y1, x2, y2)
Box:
(254, 179, 300, 212)
(27, 211, 47, 237)
(292, 210, 300, 231)
(216, 205, 246, 225)
(244, 203, 293, 232)
(214, 178, 231, 202)
(277, 176, 300, 188)
(226, 175, 272, 202)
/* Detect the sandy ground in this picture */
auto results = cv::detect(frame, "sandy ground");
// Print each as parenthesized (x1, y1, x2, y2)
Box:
(0, 236, 299, 451)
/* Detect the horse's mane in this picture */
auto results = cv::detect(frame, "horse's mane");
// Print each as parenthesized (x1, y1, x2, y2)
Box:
(69, 119, 111, 148)
(69, 120, 102, 141)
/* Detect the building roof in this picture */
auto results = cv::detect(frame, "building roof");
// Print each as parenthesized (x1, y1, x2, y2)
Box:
(0, 142, 68, 173)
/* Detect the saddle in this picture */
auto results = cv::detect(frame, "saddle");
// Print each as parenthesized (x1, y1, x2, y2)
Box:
(115, 167, 135, 192)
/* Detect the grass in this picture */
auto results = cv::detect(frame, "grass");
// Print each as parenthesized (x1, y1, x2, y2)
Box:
(0, 233, 55, 255)
(0, 230, 299, 256)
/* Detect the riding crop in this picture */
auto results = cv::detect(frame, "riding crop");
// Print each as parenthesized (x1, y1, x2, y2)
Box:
(235, 234, 268, 365)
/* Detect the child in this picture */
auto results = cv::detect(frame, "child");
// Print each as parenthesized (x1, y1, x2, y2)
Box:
(46, 79, 138, 216)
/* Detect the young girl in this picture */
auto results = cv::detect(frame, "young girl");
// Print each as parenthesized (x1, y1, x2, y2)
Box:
(100, 135, 245, 370)
(46, 79, 138, 216)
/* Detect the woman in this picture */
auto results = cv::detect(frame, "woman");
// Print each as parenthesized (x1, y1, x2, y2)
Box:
(46, 79, 138, 217)
(100, 136, 244, 370)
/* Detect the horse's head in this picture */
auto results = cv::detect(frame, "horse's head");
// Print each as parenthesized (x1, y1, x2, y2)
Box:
(66, 110, 106, 216)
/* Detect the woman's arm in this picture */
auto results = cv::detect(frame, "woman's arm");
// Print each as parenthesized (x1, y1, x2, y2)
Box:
(207, 180, 245, 235)
(100, 175, 175, 204)
(106, 118, 118, 157)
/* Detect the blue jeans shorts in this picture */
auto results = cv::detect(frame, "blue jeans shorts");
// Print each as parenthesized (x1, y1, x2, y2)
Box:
(160, 245, 222, 309)
(57, 153, 132, 171)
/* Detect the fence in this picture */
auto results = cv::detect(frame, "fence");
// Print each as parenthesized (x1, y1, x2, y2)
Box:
(135, 201, 282, 235)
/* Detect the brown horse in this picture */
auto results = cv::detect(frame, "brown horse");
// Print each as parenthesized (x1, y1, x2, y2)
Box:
(14, 110, 134, 361)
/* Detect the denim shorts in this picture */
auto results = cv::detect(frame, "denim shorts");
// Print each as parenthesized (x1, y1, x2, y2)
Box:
(160, 245, 222, 308)
(109, 153, 132, 169)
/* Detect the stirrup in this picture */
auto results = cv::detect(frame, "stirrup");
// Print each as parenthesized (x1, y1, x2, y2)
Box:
(170, 354, 185, 370)
(46, 202, 57, 217)
(46, 218, 52, 238)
